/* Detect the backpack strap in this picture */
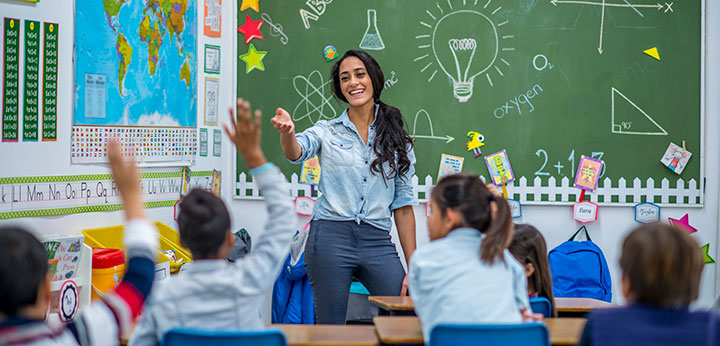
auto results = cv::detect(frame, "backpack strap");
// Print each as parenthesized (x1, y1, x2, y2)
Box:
(569, 225, 592, 242)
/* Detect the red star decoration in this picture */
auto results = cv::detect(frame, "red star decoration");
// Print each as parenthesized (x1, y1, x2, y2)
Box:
(237, 14, 264, 45)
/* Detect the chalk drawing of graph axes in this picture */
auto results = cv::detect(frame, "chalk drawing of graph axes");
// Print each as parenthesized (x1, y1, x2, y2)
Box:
(411, 109, 455, 143)
(551, 0, 668, 54)
(611, 87, 668, 136)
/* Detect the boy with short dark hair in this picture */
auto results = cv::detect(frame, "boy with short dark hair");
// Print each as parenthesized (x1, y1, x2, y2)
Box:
(0, 141, 158, 346)
(128, 99, 295, 345)
(579, 223, 720, 346)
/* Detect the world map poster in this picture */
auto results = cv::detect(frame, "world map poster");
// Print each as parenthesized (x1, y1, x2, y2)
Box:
(73, 0, 197, 163)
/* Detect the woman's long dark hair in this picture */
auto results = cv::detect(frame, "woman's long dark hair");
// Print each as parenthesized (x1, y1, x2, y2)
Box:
(331, 50, 413, 182)
(431, 174, 513, 264)
(509, 224, 557, 317)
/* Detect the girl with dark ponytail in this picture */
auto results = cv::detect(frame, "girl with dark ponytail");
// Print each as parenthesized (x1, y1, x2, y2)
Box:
(271, 50, 417, 324)
(509, 224, 557, 317)
(409, 174, 539, 340)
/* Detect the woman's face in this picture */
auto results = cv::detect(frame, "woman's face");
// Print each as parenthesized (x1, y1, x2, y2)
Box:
(338, 56, 374, 108)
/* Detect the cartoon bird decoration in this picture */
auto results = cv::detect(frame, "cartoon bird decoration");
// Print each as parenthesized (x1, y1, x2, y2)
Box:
(466, 131, 485, 157)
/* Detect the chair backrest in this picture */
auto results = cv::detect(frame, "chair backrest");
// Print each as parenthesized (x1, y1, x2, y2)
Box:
(429, 323, 550, 346)
(161, 328, 287, 346)
(529, 297, 552, 318)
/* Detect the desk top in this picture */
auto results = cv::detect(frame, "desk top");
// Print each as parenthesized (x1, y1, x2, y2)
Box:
(368, 296, 616, 313)
(271, 324, 379, 346)
(372, 316, 587, 346)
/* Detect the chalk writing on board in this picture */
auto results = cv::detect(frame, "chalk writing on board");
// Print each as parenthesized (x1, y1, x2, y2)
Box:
(611, 87, 667, 136)
(359, 9, 385, 50)
(493, 84, 544, 119)
(533, 54, 553, 71)
(414, 1, 514, 102)
(292, 70, 337, 125)
(534, 149, 606, 178)
(384, 71, 398, 89)
(299, 0, 333, 30)
(261, 13, 288, 45)
(410, 109, 454, 143)
(550, 0, 672, 54)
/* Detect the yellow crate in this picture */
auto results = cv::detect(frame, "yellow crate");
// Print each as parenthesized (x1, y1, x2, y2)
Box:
(82, 222, 192, 273)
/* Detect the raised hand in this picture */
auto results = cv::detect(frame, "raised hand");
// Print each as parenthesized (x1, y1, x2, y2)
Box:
(270, 107, 295, 135)
(108, 140, 144, 220)
(223, 98, 267, 169)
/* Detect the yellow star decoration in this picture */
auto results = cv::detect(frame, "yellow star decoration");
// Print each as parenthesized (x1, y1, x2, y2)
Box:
(240, 0, 260, 12)
(702, 243, 716, 264)
(581, 166, 596, 181)
(239, 43, 267, 74)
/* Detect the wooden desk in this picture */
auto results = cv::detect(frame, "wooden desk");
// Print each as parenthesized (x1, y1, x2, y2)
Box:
(373, 316, 586, 346)
(272, 324, 379, 346)
(369, 296, 617, 316)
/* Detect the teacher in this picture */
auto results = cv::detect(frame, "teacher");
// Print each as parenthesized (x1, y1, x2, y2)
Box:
(271, 50, 417, 324)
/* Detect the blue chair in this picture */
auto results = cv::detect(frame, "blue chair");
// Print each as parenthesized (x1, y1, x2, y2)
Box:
(529, 297, 552, 318)
(161, 328, 288, 346)
(429, 323, 550, 346)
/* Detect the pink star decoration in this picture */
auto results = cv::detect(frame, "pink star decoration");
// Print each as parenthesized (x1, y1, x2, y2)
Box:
(668, 214, 697, 234)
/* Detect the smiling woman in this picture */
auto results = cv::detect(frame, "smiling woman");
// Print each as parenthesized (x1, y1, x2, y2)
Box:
(268, 50, 418, 324)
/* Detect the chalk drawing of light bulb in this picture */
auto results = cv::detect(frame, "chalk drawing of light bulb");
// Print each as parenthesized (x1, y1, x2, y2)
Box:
(359, 9, 385, 50)
(414, 1, 514, 103)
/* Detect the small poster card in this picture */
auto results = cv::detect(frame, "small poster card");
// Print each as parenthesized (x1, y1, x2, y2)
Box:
(203, 0, 221, 37)
(181, 166, 191, 196)
(574, 155, 604, 192)
(438, 154, 464, 182)
(204, 77, 219, 125)
(43, 235, 84, 281)
(484, 150, 515, 186)
(213, 129, 222, 157)
(300, 156, 321, 185)
(660, 142, 692, 175)
(211, 170, 221, 197)
(58, 280, 79, 322)
(199, 128, 208, 156)
(507, 199, 522, 218)
(573, 201, 599, 223)
(634, 202, 660, 224)
(295, 196, 316, 216)
(204, 44, 220, 74)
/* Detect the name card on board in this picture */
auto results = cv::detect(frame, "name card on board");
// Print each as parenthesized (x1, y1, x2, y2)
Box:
(573, 201, 598, 223)
(634, 202, 660, 223)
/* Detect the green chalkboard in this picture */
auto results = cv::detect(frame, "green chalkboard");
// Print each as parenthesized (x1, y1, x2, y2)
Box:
(235, 0, 703, 205)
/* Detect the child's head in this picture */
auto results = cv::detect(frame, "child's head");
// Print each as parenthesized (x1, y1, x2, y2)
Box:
(0, 226, 51, 319)
(508, 224, 556, 316)
(620, 223, 704, 309)
(178, 188, 234, 260)
(429, 174, 512, 264)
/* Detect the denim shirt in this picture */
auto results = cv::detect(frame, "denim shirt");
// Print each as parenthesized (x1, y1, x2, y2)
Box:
(409, 228, 531, 341)
(291, 105, 418, 231)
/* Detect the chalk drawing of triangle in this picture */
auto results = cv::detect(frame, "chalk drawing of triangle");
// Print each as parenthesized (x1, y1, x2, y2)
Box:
(611, 87, 668, 136)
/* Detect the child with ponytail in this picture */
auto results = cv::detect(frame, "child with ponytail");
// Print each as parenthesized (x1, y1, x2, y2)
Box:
(409, 174, 537, 340)
(509, 224, 557, 317)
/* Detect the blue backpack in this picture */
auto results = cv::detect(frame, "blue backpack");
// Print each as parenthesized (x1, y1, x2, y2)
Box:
(549, 226, 612, 302)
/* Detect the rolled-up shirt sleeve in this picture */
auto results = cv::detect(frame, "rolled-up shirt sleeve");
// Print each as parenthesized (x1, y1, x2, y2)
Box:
(391, 146, 418, 210)
(289, 123, 325, 164)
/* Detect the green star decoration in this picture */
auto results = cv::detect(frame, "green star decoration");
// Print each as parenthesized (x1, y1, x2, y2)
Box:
(239, 43, 267, 74)
(702, 243, 715, 264)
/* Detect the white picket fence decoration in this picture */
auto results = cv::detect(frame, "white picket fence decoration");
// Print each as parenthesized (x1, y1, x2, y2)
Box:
(235, 173, 703, 207)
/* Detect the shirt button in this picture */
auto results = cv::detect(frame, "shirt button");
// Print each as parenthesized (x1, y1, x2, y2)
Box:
(361, 197, 364, 200)
(365, 161, 368, 164)
(363, 178, 367, 182)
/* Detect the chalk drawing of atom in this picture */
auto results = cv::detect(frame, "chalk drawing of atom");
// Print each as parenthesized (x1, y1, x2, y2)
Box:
(292, 70, 337, 125)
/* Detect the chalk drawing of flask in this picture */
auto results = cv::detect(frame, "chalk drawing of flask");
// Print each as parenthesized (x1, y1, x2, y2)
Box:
(359, 9, 385, 50)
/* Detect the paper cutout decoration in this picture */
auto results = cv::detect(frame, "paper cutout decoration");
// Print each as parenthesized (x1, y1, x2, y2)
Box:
(508, 199, 522, 218)
(669, 214, 697, 234)
(634, 202, 660, 224)
(181, 166, 191, 196)
(573, 201, 599, 223)
(466, 131, 485, 157)
(484, 150, 515, 186)
(239, 43, 267, 73)
(701, 244, 716, 264)
(240, 0, 260, 12)
(211, 170, 221, 197)
(438, 154, 464, 182)
(574, 155, 604, 193)
(660, 142, 692, 175)
(300, 156, 321, 185)
(58, 280, 79, 322)
(323, 45, 338, 62)
(643, 47, 660, 61)
(237, 15, 264, 44)
(294, 196, 315, 217)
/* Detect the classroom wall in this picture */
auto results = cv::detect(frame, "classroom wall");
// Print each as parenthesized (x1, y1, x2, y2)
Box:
(0, 0, 717, 327)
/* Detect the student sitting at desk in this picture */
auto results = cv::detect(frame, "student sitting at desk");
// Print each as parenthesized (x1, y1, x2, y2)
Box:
(409, 174, 539, 340)
(128, 99, 295, 345)
(579, 223, 720, 346)
(0, 141, 158, 346)
(509, 224, 557, 317)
